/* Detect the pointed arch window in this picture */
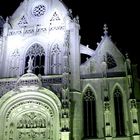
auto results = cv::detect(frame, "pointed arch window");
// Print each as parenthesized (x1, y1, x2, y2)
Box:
(50, 44, 61, 74)
(25, 43, 45, 75)
(106, 53, 117, 69)
(83, 87, 97, 138)
(114, 86, 125, 136)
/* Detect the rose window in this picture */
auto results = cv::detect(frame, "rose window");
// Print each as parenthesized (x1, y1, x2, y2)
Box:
(33, 5, 46, 17)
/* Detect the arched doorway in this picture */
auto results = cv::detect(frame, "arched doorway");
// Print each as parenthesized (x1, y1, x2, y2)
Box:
(0, 89, 61, 140)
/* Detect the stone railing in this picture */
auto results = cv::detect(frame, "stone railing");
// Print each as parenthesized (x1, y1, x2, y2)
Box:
(0, 75, 63, 97)
(41, 75, 62, 84)
(0, 78, 17, 97)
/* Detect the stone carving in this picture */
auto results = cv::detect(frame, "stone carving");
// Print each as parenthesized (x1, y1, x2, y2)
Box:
(130, 99, 140, 135)
(25, 43, 45, 75)
(17, 112, 46, 129)
(0, 80, 16, 97)
(104, 101, 112, 137)
(6, 100, 54, 120)
(9, 123, 14, 140)
(10, 49, 20, 77)
(18, 16, 28, 27)
(18, 130, 46, 139)
(49, 12, 65, 32)
(8, 26, 48, 36)
(0, 75, 63, 97)
(27, 56, 34, 73)
(6, 112, 52, 140)
(61, 88, 70, 131)
(103, 24, 108, 35)
(50, 12, 61, 21)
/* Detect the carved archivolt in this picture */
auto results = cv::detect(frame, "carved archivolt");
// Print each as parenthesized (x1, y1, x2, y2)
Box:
(0, 90, 61, 140)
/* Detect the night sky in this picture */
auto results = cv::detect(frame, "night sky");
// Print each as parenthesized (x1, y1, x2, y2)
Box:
(0, 0, 139, 68)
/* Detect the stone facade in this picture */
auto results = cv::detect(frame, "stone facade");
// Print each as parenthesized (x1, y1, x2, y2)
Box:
(0, 0, 140, 140)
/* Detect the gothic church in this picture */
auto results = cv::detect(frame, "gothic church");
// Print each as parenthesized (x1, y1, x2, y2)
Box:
(0, 0, 140, 140)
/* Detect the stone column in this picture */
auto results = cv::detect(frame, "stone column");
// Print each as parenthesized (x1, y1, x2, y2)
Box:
(69, 16, 80, 91)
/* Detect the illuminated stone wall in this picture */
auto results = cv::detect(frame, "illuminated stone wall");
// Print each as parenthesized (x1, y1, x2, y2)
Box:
(0, 0, 140, 140)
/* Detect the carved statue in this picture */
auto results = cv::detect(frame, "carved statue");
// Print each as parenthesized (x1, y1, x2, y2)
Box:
(125, 53, 131, 74)
(104, 102, 112, 137)
(130, 100, 140, 135)
(27, 56, 34, 73)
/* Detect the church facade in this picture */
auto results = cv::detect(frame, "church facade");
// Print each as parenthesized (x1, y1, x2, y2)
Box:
(0, 0, 140, 140)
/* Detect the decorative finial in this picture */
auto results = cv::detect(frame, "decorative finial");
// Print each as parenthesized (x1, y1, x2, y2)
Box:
(97, 42, 99, 46)
(27, 56, 34, 73)
(6, 17, 9, 23)
(103, 24, 108, 35)
(69, 9, 72, 14)
(74, 15, 79, 24)
(125, 53, 129, 59)
(76, 15, 79, 23)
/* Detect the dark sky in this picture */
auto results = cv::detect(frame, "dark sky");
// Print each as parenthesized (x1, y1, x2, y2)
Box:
(0, 0, 139, 66)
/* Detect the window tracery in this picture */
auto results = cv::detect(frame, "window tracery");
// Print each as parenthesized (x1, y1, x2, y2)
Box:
(50, 12, 60, 21)
(50, 44, 61, 74)
(33, 5, 46, 17)
(25, 44, 45, 75)
(106, 53, 117, 69)
(10, 49, 20, 77)
(83, 87, 97, 138)
(18, 16, 28, 27)
(114, 86, 125, 136)
(49, 12, 65, 31)
(17, 112, 46, 129)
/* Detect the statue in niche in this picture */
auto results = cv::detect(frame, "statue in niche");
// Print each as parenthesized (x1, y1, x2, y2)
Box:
(104, 102, 112, 137)
(102, 57, 107, 77)
(27, 56, 34, 73)
(133, 121, 139, 135)
(130, 100, 140, 135)
(61, 113, 69, 131)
